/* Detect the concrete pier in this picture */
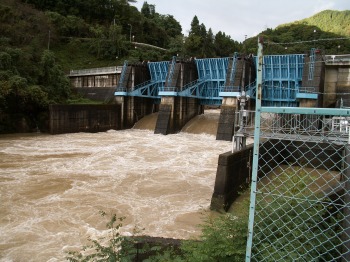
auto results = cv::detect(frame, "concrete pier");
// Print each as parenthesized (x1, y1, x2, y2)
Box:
(217, 56, 255, 141)
(155, 60, 203, 135)
(114, 63, 154, 128)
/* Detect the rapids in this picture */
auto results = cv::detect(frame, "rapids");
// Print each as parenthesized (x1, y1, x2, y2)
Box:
(0, 110, 232, 261)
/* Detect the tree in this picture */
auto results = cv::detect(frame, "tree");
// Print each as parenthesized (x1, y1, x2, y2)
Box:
(153, 14, 182, 38)
(141, 1, 151, 18)
(214, 31, 240, 57)
(184, 16, 204, 57)
(189, 15, 201, 36)
(202, 28, 215, 58)
(39, 50, 70, 102)
(168, 35, 185, 58)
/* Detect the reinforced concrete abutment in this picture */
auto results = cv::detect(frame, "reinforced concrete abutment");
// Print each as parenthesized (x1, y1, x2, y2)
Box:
(216, 55, 255, 141)
(115, 96, 156, 129)
(298, 50, 325, 107)
(155, 96, 203, 135)
(115, 63, 156, 129)
(211, 139, 343, 212)
(155, 59, 201, 135)
(216, 97, 237, 141)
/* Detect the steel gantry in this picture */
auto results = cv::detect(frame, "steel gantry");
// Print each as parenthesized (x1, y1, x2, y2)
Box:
(177, 57, 230, 105)
(115, 52, 319, 107)
(246, 54, 305, 107)
(114, 60, 169, 98)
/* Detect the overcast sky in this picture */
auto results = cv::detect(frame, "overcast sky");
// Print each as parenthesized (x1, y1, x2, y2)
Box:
(131, 0, 349, 42)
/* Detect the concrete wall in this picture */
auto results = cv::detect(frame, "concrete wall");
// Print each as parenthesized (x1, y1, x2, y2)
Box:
(216, 98, 237, 141)
(126, 236, 182, 261)
(155, 97, 203, 135)
(116, 96, 156, 129)
(70, 74, 118, 102)
(210, 139, 343, 212)
(211, 145, 254, 212)
(301, 53, 325, 108)
(72, 87, 116, 102)
(49, 104, 121, 134)
(336, 68, 350, 107)
(217, 56, 255, 141)
(324, 67, 340, 108)
(324, 66, 350, 108)
(155, 60, 202, 135)
(70, 74, 118, 88)
(114, 63, 155, 129)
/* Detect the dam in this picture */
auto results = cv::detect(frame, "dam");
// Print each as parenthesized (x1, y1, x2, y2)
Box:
(68, 52, 350, 142)
(30, 50, 349, 260)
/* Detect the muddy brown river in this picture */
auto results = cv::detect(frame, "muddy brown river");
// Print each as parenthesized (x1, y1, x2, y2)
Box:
(0, 111, 231, 261)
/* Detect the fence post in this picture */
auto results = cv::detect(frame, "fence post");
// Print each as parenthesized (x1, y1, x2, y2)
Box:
(245, 36, 263, 262)
(343, 145, 350, 261)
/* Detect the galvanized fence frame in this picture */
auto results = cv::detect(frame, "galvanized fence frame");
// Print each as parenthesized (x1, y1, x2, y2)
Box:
(245, 107, 350, 261)
(246, 38, 350, 261)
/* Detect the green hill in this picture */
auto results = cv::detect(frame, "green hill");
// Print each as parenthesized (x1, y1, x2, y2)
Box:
(282, 10, 350, 37)
(0, 0, 185, 132)
(243, 10, 350, 55)
(0, 0, 349, 133)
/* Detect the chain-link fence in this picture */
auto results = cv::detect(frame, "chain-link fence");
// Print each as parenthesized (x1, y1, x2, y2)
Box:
(246, 107, 350, 261)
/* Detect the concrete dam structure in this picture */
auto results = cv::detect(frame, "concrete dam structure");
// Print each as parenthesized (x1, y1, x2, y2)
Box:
(68, 52, 350, 141)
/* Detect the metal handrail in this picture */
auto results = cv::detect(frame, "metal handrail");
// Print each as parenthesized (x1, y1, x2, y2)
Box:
(165, 56, 177, 88)
(308, 48, 316, 80)
(324, 54, 350, 64)
(116, 61, 128, 90)
(229, 52, 238, 83)
(70, 66, 121, 76)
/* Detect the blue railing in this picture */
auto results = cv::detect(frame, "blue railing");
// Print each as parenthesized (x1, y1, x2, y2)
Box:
(261, 54, 304, 106)
(165, 56, 177, 87)
(114, 54, 319, 107)
(116, 60, 128, 92)
(308, 48, 316, 80)
(229, 52, 238, 83)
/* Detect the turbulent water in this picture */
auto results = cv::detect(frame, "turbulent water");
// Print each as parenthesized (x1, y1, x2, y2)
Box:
(0, 110, 232, 261)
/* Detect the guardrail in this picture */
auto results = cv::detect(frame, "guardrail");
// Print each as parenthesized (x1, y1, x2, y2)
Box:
(324, 54, 350, 65)
(70, 66, 123, 76)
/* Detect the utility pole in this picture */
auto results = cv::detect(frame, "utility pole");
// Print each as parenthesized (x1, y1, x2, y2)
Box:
(48, 30, 51, 50)
(128, 24, 132, 42)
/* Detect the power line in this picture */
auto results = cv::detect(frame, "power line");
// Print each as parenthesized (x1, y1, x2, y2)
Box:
(266, 37, 350, 46)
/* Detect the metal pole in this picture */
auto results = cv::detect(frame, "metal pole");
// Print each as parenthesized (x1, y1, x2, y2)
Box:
(128, 24, 132, 42)
(234, 92, 248, 152)
(245, 36, 263, 262)
(342, 145, 350, 261)
(48, 30, 50, 50)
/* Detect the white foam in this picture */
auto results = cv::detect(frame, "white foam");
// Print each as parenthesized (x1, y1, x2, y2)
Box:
(0, 130, 232, 260)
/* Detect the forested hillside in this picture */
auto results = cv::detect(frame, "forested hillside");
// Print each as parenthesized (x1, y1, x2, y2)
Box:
(0, 0, 349, 133)
(286, 10, 350, 37)
(0, 0, 240, 132)
(244, 10, 350, 55)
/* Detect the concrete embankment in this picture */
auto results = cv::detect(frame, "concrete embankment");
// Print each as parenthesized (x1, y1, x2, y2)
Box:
(49, 104, 122, 134)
